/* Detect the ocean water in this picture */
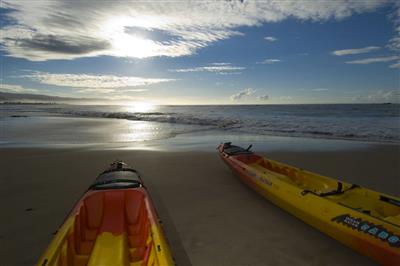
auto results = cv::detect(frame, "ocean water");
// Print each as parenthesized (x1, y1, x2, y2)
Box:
(1, 103, 399, 147)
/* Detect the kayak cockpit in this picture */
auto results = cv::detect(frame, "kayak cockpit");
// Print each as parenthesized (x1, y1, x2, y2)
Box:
(234, 154, 340, 193)
(41, 189, 156, 266)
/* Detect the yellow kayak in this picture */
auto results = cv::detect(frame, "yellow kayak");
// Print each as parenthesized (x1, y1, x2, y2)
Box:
(218, 142, 400, 265)
(37, 161, 174, 266)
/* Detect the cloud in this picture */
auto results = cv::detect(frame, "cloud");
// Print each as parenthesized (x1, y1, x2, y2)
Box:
(345, 55, 400, 64)
(387, 3, 400, 51)
(0, 0, 393, 61)
(7, 34, 110, 55)
(259, 59, 281, 64)
(76, 88, 147, 94)
(312, 88, 329, 91)
(258, 94, 269, 100)
(171, 63, 245, 73)
(22, 72, 175, 90)
(210, 63, 231, 66)
(230, 88, 255, 101)
(390, 61, 400, 68)
(331, 46, 380, 56)
(75, 88, 117, 94)
(0, 83, 38, 93)
(264, 36, 277, 42)
(353, 90, 400, 103)
(387, 37, 400, 51)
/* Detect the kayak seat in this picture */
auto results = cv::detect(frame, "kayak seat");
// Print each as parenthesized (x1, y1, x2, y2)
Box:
(79, 240, 94, 255)
(125, 191, 150, 239)
(128, 219, 150, 247)
(72, 192, 105, 256)
(125, 192, 145, 224)
(127, 208, 150, 245)
(77, 204, 98, 241)
(66, 233, 90, 266)
(128, 208, 149, 236)
(73, 210, 94, 256)
(98, 191, 126, 235)
(56, 189, 155, 265)
(84, 192, 104, 229)
(124, 191, 152, 263)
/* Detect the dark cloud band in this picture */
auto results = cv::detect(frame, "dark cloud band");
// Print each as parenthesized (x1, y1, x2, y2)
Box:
(9, 34, 110, 55)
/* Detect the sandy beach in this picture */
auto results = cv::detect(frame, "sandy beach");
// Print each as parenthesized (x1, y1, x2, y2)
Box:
(1, 144, 398, 265)
(2, 1, 400, 265)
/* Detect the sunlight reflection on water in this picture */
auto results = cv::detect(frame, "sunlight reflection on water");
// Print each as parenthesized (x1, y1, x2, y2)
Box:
(116, 120, 163, 142)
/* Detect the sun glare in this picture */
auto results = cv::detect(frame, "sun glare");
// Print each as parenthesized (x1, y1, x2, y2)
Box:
(113, 35, 158, 58)
(124, 102, 155, 113)
(102, 16, 163, 58)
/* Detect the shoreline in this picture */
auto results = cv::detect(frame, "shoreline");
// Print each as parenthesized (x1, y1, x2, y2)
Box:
(2, 127, 400, 152)
(1, 145, 398, 265)
(2, 115, 400, 148)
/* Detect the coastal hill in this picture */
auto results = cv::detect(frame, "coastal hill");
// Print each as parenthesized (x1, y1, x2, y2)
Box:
(0, 92, 98, 103)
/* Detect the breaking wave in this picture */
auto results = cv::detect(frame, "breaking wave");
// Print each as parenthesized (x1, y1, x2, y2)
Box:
(48, 106, 400, 144)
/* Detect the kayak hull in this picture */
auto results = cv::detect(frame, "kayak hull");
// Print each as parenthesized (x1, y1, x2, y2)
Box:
(219, 143, 400, 265)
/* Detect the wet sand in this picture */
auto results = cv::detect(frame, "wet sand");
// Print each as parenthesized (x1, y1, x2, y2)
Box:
(0, 145, 399, 265)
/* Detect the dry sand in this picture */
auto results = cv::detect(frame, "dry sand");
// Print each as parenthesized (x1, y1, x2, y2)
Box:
(0, 145, 399, 265)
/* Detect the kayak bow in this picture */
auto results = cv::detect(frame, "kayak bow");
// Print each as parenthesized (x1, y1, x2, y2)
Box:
(218, 142, 400, 265)
(37, 161, 174, 266)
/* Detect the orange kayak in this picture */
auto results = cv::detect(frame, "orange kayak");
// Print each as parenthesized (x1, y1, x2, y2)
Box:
(219, 142, 400, 265)
(37, 161, 174, 266)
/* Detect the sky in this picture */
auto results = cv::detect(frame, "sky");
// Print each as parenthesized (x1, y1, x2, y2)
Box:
(0, 0, 399, 104)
